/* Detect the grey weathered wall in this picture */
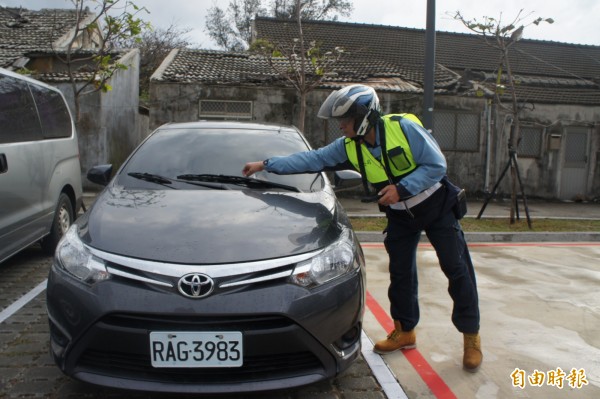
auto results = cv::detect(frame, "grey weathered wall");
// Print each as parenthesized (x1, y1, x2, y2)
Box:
(55, 49, 140, 189)
(149, 84, 296, 130)
(55, 81, 104, 188)
(100, 49, 140, 171)
(149, 81, 599, 200)
(491, 102, 599, 200)
(424, 96, 487, 195)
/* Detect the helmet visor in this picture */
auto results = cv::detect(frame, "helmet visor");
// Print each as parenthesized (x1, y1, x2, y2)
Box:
(317, 86, 357, 119)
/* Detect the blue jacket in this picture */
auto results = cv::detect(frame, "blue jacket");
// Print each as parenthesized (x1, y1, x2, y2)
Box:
(265, 117, 447, 197)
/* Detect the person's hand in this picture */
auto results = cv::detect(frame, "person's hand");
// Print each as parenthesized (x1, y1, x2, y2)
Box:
(377, 184, 400, 206)
(242, 161, 264, 177)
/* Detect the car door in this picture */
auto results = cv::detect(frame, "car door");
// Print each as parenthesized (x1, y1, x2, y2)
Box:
(0, 72, 47, 262)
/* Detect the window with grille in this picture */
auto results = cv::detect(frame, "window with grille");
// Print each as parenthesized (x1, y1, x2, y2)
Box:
(199, 100, 253, 119)
(432, 111, 479, 151)
(517, 126, 543, 158)
(564, 128, 588, 164)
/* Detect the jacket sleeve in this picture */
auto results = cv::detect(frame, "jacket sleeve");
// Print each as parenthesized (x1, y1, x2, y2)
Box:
(265, 137, 350, 174)
(396, 118, 447, 196)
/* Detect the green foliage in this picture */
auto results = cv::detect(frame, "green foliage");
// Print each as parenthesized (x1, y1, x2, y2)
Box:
(246, 2, 347, 132)
(249, 39, 275, 54)
(57, 0, 150, 119)
(14, 67, 35, 76)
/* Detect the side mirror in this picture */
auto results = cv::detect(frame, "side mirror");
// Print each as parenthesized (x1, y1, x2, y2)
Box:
(333, 169, 363, 192)
(87, 164, 113, 186)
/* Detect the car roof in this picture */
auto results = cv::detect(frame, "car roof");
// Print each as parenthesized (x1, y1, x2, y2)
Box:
(0, 67, 64, 94)
(157, 120, 299, 133)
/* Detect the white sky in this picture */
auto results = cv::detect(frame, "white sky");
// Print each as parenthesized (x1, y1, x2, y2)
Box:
(2, 0, 599, 48)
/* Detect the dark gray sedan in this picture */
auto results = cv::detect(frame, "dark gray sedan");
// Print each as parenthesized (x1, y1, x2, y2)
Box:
(47, 121, 366, 394)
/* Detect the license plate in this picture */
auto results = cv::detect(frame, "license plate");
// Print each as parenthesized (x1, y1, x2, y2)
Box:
(149, 331, 243, 368)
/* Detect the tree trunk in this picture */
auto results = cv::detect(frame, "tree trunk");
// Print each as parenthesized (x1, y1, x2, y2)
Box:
(296, 0, 306, 132)
(504, 48, 521, 223)
(298, 92, 306, 133)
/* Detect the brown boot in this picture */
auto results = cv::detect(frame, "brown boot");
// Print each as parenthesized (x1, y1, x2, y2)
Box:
(463, 333, 483, 372)
(373, 321, 416, 354)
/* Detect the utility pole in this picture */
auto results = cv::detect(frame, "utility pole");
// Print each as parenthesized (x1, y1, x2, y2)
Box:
(422, 0, 436, 131)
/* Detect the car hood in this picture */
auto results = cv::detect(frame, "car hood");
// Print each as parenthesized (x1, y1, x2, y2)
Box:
(78, 185, 346, 264)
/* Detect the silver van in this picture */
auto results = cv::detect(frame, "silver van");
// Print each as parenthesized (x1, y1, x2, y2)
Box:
(0, 68, 83, 263)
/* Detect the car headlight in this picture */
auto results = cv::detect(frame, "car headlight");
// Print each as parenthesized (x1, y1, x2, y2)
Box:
(55, 225, 110, 284)
(289, 229, 360, 288)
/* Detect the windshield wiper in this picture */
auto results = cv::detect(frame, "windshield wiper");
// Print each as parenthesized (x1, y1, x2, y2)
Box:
(176, 174, 301, 193)
(128, 172, 227, 190)
(128, 172, 175, 188)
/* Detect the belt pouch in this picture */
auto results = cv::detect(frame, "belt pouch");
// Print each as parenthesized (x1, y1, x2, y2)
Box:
(453, 189, 467, 219)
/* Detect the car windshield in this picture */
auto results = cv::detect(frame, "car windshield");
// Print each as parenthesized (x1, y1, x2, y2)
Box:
(118, 126, 325, 192)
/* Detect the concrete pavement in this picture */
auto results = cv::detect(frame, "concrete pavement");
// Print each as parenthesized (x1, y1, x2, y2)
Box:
(361, 242, 600, 398)
(345, 195, 600, 398)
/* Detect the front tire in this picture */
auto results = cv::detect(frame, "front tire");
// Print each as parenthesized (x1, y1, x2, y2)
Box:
(41, 193, 74, 255)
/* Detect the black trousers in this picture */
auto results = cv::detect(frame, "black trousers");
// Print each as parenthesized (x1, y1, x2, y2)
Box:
(383, 187, 480, 334)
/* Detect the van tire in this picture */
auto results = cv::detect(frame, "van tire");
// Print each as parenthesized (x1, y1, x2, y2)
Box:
(41, 193, 74, 255)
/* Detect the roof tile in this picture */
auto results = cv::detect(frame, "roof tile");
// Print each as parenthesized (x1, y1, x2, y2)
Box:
(0, 7, 94, 68)
(252, 17, 600, 105)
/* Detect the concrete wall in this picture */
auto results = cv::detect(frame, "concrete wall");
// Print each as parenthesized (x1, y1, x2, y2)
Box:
(54, 49, 141, 189)
(149, 82, 600, 200)
(490, 103, 599, 200)
(136, 110, 150, 142)
(149, 83, 296, 130)
(428, 96, 488, 195)
(100, 49, 140, 169)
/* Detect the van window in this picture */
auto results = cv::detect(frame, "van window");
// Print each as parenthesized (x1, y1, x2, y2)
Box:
(29, 83, 73, 139)
(0, 74, 43, 144)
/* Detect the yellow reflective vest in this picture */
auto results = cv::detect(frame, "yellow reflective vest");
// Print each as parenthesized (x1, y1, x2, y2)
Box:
(344, 113, 423, 185)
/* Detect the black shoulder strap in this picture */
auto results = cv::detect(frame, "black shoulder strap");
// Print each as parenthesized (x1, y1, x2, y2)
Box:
(355, 140, 372, 196)
(377, 120, 394, 183)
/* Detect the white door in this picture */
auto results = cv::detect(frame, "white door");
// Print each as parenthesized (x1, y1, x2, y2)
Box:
(560, 127, 589, 200)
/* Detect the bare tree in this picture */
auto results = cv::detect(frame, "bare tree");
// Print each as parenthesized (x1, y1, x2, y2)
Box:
(250, 0, 344, 132)
(270, 0, 353, 20)
(453, 9, 553, 226)
(56, 0, 149, 120)
(118, 23, 195, 100)
(206, 0, 352, 51)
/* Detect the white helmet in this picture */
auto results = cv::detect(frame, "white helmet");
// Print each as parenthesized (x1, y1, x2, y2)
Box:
(317, 84, 381, 136)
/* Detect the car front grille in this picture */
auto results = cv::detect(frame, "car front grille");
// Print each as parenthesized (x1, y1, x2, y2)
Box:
(101, 312, 293, 331)
(78, 349, 322, 384)
(69, 313, 333, 386)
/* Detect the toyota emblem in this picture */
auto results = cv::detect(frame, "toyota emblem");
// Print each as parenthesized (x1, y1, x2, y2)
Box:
(178, 273, 214, 298)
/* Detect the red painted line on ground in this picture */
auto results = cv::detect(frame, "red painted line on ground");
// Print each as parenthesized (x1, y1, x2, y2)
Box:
(366, 291, 457, 399)
(363, 240, 599, 397)
(466, 242, 600, 247)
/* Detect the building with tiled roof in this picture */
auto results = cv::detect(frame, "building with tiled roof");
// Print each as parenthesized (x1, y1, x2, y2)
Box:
(1, 7, 142, 188)
(152, 49, 283, 85)
(253, 17, 600, 106)
(150, 18, 599, 200)
(0, 7, 100, 70)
